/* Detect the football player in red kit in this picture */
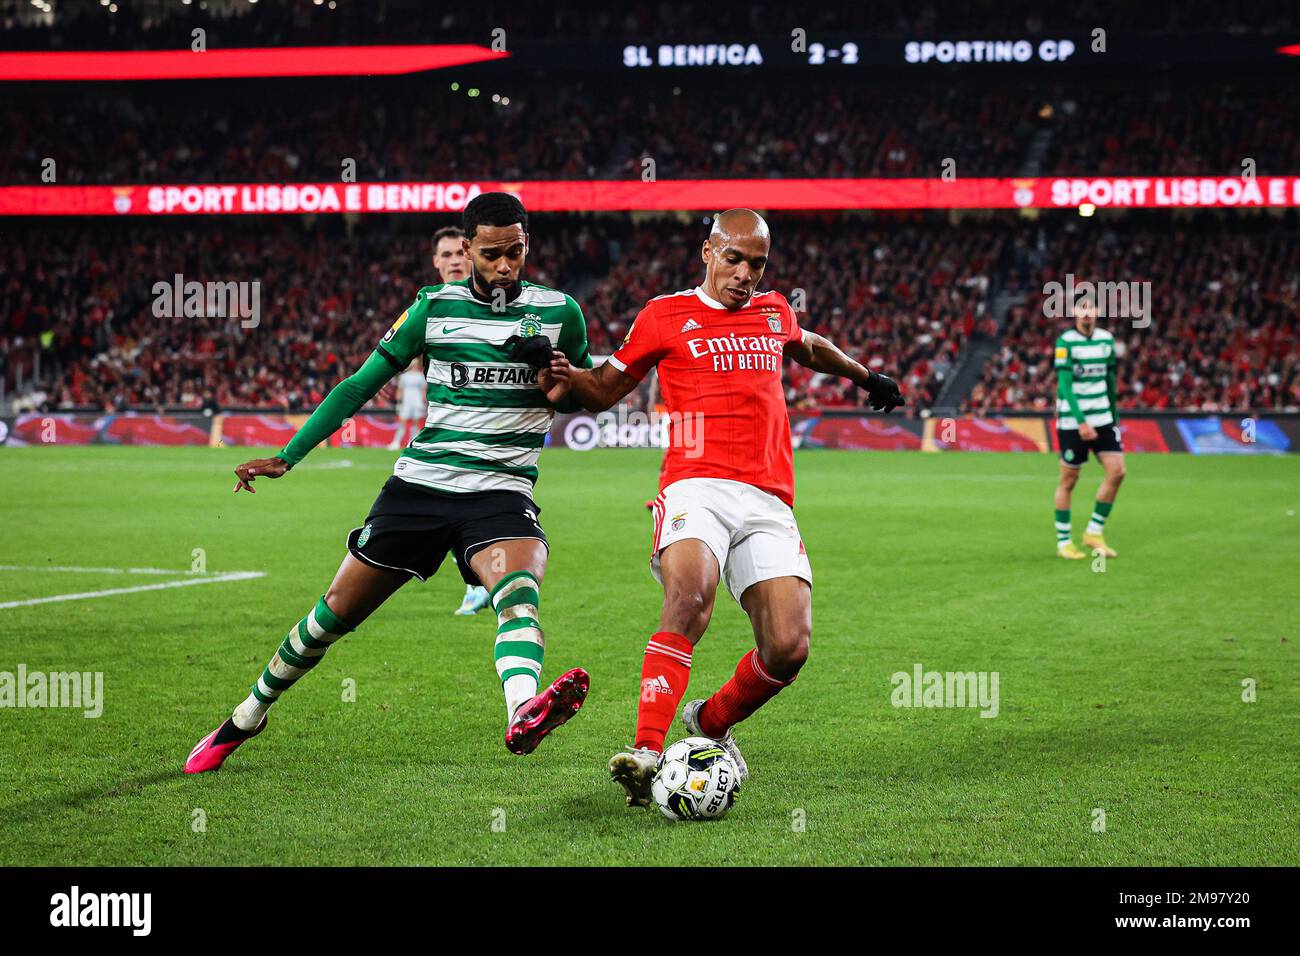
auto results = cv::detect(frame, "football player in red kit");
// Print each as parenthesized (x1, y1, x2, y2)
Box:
(549, 209, 904, 807)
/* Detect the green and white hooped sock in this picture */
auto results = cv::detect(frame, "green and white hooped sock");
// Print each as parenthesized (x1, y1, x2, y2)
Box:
(1086, 499, 1113, 536)
(490, 571, 544, 720)
(1055, 508, 1072, 546)
(232, 596, 354, 731)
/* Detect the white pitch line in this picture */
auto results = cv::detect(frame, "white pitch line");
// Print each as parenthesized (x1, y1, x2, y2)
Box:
(0, 564, 220, 575)
(0, 570, 266, 610)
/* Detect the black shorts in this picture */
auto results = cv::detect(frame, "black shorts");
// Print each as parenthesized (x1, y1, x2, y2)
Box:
(346, 476, 547, 585)
(1058, 423, 1123, 466)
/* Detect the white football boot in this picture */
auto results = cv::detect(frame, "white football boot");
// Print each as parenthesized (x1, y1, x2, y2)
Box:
(609, 748, 659, 808)
(682, 699, 749, 783)
(454, 585, 491, 616)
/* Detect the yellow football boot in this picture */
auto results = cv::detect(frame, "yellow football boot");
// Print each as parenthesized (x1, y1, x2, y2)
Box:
(1082, 533, 1117, 558)
(1057, 542, 1087, 560)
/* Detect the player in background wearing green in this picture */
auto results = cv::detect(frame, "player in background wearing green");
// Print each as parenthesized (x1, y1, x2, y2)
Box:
(185, 193, 593, 773)
(423, 224, 492, 616)
(1053, 295, 1124, 560)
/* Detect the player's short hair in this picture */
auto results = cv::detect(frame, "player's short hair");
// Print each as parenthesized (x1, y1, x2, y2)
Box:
(463, 192, 528, 239)
(433, 225, 465, 246)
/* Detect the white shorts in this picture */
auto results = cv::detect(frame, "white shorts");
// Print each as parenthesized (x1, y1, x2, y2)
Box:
(399, 398, 426, 421)
(650, 477, 812, 603)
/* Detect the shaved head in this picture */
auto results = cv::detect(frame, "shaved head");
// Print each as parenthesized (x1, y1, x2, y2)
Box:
(701, 208, 771, 310)
(709, 208, 770, 245)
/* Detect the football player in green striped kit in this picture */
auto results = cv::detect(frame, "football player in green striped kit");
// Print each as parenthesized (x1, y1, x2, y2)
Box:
(185, 193, 592, 773)
(1052, 295, 1124, 560)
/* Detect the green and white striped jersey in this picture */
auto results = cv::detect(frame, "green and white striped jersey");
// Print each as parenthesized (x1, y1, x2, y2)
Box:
(377, 279, 592, 496)
(1054, 327, 1117, 430)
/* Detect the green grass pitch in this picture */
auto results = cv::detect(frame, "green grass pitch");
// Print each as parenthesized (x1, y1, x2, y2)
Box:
(0, 444, 1295, 865)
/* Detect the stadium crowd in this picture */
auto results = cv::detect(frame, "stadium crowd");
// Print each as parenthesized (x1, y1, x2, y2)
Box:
(3, 0, 1297, 420)
(2, 216, 999, 413)
(966, 222, 1300, 413)
(6, 76, 1299, 186)
(5, 211, 1298, 415)
(582, 217, 1000, 409)
(0, 217, 606, 412)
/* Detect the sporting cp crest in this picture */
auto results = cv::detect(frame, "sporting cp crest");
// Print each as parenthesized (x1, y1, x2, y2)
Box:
(765, 312, 782, 333)
(518, 314, 543, 338)
(357, 524, 372, 547)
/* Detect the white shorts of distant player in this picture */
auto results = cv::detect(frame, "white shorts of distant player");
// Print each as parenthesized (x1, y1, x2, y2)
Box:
(650, 477, 812, 604)
(398, 397, 426, 421)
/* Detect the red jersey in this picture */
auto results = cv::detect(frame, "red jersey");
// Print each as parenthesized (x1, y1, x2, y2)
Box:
(610, 286, 803, 506)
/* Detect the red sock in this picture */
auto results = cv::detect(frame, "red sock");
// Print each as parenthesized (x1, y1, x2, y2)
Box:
(634, 631, 693, 753)
(699, 648, 794, 737)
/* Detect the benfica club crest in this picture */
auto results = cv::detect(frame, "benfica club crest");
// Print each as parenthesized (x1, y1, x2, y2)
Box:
(765, 312, 782, 334)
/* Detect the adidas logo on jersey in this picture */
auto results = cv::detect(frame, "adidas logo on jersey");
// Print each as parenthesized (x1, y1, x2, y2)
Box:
(680, 318, 702, 332)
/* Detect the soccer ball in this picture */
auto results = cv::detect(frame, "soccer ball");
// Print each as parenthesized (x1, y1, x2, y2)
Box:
(651, 736, 741, 821)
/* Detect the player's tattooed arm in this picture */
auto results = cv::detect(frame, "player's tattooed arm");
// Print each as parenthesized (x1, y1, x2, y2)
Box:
(546, 355, 639, 412)
(784, 329, 904, 412)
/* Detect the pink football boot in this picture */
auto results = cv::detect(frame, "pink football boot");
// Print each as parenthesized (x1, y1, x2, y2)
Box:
(184, 716, 267, 774)
(505, 667, 589, 755)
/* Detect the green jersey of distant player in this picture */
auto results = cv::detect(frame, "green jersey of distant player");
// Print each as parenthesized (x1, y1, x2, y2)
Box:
(373, 279, 592, 496)
(1051, 302, 1126, 562)
(1054, 325, 1117, 430)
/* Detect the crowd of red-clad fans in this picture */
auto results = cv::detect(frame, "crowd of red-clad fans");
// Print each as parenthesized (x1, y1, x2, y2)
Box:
(2, 216, 996, 413)
(6, 214, 1300, 415)
(4, 215, 1297, 415)
(4, 0, 1299, 418)
(6, 0, 1297, 185)
(581, 217, 1000, 409)
(966, 223, 1300, 414)
(0, 219, 596, 413)
(6, 76, 1299, 186)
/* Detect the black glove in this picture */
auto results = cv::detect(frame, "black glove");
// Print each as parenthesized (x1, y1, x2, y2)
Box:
(861, 370, 904, 413)
(503, 334, 554, 370)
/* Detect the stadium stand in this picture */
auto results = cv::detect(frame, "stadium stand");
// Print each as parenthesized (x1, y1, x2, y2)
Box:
(2, 0, 1298, 417)
(5, 77, 1299, 184)
(7, 212, 1296, 415)
(966, 220, 1300, 414)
